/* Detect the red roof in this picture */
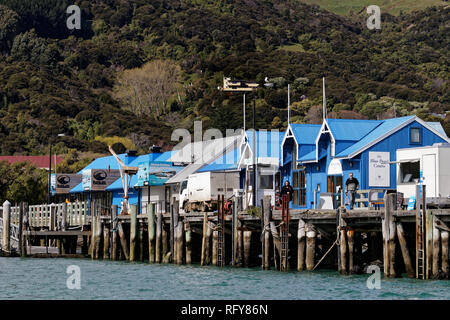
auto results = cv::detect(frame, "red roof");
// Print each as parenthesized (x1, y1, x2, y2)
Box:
(0, 156, 64, 169)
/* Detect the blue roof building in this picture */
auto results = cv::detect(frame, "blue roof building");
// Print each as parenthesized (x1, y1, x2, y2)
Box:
(281, 116, 450, 209)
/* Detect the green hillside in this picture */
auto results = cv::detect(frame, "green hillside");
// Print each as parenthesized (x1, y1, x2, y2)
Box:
(301, 0, 447, 16)
(0, 0, 448, 158)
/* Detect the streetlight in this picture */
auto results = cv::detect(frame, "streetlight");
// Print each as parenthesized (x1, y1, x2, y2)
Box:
(219, 77, 259, 207)
(48, 133, 66, 204)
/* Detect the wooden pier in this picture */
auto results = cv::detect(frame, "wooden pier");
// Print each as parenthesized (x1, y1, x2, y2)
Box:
(1, 187, 449, 280)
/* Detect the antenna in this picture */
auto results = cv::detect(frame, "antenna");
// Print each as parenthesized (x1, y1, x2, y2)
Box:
(243, 93, 246, 132)
(322, 77, 327, 119)
(287, 83, 290, 125)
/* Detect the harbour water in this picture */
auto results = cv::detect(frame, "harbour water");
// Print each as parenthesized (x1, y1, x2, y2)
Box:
(1, 257, 449, 300)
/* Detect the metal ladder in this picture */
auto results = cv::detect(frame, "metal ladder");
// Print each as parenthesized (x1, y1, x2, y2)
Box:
(280, 194, 289, 271)
(217, 195, 225, 267)
(416, 187, 425, 279)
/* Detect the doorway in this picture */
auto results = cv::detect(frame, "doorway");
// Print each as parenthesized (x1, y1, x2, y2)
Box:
(327, 175, 343, 208)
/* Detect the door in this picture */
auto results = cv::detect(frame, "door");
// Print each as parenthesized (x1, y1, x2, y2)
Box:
(422, 154, 436, 197)
(292, 170, 306, 206)
(327, 175, 343, 208)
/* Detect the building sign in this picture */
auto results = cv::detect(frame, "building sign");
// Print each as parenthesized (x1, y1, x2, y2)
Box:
(51, 173, 82, 194)
(137, 161, 176, 187)
(82, 169, 121, 191)
(327, 159, 343, 176)
(369, 151, 390, 187)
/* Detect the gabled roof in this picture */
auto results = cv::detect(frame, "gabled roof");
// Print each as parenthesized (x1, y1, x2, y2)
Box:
(106, 175, 139, 191)
(289, 124, 322, 145)
(197, 145, 241, 172)
(326, 118, 381, 141)
(426, 122, 447, 137)
(78, 153, 137, 173)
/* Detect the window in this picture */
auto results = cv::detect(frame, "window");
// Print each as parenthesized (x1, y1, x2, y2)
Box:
(399, 161, 420, 183)
(259, 175, 273, 189)
(410, 128, 421, 144)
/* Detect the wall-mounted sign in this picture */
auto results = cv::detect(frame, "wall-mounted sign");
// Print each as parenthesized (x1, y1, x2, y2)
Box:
(137, 161, 177, 187)
(369, 151, 390, 187)
(51, 173, 82, 194)
(82, 169, 121, 191)
(327, 158, 343, 176)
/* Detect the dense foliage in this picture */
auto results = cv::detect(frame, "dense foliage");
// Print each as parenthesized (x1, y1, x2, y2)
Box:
(0, 0, 448, 158)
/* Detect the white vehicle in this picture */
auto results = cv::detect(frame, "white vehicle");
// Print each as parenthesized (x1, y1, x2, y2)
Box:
(396, 143, 450, 199)
(179, 171, 240, 212)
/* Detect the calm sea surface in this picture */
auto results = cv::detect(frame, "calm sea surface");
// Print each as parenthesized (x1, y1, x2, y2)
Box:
(0, 257, 449, 300)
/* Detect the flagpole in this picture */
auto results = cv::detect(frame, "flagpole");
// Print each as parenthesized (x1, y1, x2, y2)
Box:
(287, 83, 290, 125)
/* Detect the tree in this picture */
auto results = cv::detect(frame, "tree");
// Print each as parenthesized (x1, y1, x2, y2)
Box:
(0, 5, 19, 53)
(113, 60, 181, 119)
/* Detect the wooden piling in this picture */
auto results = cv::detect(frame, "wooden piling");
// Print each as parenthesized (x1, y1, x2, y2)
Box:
(103, 220, 110, 259)
(111, 205, 118, 261)
(237, 228, 243, 267)
(212, 230, 218, 266)
(95, 216, 102, 259)
(432, 215, 440, 279)
(162, 223, 169, 263)
(155, 211, 162, 263)
(89, 214, 96, 259)
(2, 200, 11, 253)
(201, 212, 208, 266)
(148, 203, 155, 263)
(297, 219, 306, 271)
(269, 221, 281, 270)
(340, 228, 347, 274)
(306, 224, 316, 271)
(185, 221, 192, 264)
(243, 230, 252, 267)
(205, 222, 213, 265)
(18, 202, 24, 257)
(176, 220, 184, 265)
(118, 221, 129, 260)
(129, 204, 137, 261)
(396, 222, 414, 278)
(441, 231, 449, 279)
(347, 228, 354, 274)
(383, 193, 396, 278)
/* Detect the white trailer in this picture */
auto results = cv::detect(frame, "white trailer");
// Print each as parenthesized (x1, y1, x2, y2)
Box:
(396, 143, 450, 199)
(179, 171, 240, 212)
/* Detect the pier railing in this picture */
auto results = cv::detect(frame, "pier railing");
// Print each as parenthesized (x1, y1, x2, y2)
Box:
(8, 201, 90, 229)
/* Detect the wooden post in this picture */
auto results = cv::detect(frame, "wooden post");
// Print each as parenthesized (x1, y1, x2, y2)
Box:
(162, 223, 169, 263)
(396, 222, 414, 278)
(306, 224, 316, 271)
(155, 211, 162, 263)
(111, 205, 118, 261)
(185, 221, 192, 265)
(340, 228, 347, 274)
(243, 230, 252, 267)
(18, 202, 24, 257)
(89, 214, 96, 259)
(263, 196, 271, 270)
(2, 200, 11, 253)
(383, 193, 396, 278)
(103, 220, 110, 259)
(269, 221, 281, 270)
(201, 212, 207, 266)
(441, 230, 449, 279)
(148, 203, 155, 263)
(170, 204, 175, 261)
(347, 228, 354, 274)
(212, 230, 218, 266)
(432, 215, 440, 279)
(96, 216, 103, 259)
(232, 199, 237, 266)
(130, 204, 137, 261)
(139, 220, 144, 261)
(61, 202, 67, 231)
(237, 227, 243, 267)
(205, 222, 213, 265)
(176, 220, 184, 265)
(118, 221, 129, 260)
(297, 219, 306, 271)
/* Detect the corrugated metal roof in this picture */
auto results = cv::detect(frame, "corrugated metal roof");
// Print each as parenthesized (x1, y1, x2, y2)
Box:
(70, 182, 84, 193)
(106, 174, 138, 191)
(290, 124, 321, 145)
(0, 155, 64, 169)
(246, 130, 284, 158)
(166, 135, 242, 184)
(197, 146, 241, 172)
(426, 122, 447, 137)
(298, 149, 326, 162)
(335, 116, 415, 157)
(78, 153, 137, 173)
(327, 118, 382, 141)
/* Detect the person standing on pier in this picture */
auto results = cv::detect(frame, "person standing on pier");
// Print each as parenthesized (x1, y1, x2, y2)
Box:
(345, 173, 359, 210)
(281, 180, 293, 205)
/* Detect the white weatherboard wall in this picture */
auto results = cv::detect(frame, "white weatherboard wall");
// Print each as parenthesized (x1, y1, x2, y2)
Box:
(140, 185, 166, 214)
(396, 144, 450, 199)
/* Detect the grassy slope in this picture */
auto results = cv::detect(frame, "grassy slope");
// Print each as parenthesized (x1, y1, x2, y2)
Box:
(300, 0, 446, 16)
